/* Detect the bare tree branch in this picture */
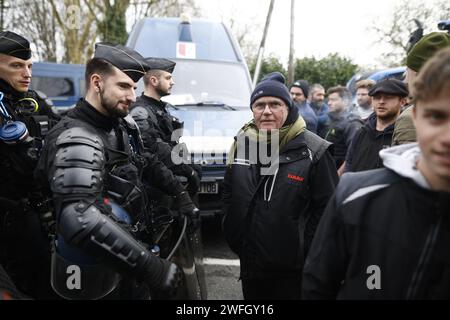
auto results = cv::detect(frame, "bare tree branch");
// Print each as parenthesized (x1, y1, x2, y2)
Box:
(370, 0, 450, 66)
(7, 0, 204, 63)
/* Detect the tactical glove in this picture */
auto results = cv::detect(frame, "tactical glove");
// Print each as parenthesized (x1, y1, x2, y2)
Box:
(143, 257, 181, 298)
(174, 191, 199, 219)
(186, 167, 201, 195)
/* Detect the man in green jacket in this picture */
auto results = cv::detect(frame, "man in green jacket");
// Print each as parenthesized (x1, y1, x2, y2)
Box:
(392, 31, 450, 145)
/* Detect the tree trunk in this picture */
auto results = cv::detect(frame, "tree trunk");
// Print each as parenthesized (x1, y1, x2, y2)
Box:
(287, 0, 296, 85)
(252, 0, 275, 87)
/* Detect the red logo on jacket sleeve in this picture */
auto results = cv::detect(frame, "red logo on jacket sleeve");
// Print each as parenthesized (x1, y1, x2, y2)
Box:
(288, 173, 304, 182)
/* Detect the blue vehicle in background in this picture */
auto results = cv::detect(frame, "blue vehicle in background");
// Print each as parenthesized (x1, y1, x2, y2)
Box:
(367, 66, 406, 82)
(347, 66, 406, 104)
(30, 62, 85, 112)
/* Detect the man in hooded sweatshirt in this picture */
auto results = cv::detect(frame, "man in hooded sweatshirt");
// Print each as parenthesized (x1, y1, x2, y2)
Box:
(222, 72, 338, 300)
(302, 47, 450, 299)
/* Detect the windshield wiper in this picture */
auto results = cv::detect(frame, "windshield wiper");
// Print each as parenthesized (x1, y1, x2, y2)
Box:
(166, 103, 179, 110)
(195, 102, 237, 110)
(172, 101, 238, 110)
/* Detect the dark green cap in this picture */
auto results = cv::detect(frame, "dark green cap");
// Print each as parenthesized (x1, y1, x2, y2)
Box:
(406, 32, 450, 72)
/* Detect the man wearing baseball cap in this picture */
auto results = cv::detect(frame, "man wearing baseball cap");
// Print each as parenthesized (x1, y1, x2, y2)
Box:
(345, 78, 408, 172)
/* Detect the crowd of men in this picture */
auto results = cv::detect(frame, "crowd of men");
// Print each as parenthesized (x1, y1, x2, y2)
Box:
(223, 30, 450, 300)
(0, 27, 449, 300)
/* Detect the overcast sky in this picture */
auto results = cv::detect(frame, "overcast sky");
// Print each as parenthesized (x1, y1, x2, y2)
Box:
(195, 0, 441, 68)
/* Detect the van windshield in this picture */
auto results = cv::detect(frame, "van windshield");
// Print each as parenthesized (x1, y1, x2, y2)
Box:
(162, 60, 251, 107)
(169, 107, 252, 137)
(132, 18, 238, 62)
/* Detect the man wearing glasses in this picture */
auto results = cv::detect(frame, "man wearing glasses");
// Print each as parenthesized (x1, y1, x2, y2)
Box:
(222, 72, 338, 299)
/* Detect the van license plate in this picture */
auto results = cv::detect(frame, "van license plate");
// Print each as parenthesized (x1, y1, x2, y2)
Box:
(200, 182, 218, 194)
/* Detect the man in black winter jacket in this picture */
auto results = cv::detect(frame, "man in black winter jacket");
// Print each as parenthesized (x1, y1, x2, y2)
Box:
(222, 72, 338, 300)
(302, 47, 450, 300)
(319, 86, 363, 169)
(344, 79, 408, 173)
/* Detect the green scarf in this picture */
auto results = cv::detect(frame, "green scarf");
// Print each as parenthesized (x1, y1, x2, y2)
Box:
(227, 116, 307, 166)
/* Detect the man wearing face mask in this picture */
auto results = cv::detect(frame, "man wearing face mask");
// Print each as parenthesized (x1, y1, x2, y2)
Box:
(222, 72, 338, 299)
(35, 43, 194, 299)
(0, 31, 60, 299)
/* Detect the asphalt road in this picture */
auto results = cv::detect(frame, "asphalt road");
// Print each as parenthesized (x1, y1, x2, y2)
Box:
(200, 216, 243, 300)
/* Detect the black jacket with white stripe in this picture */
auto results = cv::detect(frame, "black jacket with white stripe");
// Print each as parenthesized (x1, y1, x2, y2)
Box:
(222, 130, 338, 280)
(302, 148, 450, 299)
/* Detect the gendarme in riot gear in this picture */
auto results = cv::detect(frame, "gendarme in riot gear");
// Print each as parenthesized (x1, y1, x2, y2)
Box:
(130, 57, 202, 201)
(35, 43, 193, 299)
(0, 31, 60, 299)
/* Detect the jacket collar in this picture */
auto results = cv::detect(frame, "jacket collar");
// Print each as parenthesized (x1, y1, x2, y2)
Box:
(139, 94, 166, 110)
(380, 143, 429, 189)
(364, 112, 395, 135)
(70, 99, 119, 132)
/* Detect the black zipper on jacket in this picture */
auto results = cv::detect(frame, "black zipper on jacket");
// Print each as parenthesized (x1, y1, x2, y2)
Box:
(406, 210, 442, 299)
(241, 165, 265, 278)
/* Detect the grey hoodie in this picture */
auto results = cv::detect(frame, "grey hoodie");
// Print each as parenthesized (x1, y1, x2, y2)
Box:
(379, 143, 430, 189)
